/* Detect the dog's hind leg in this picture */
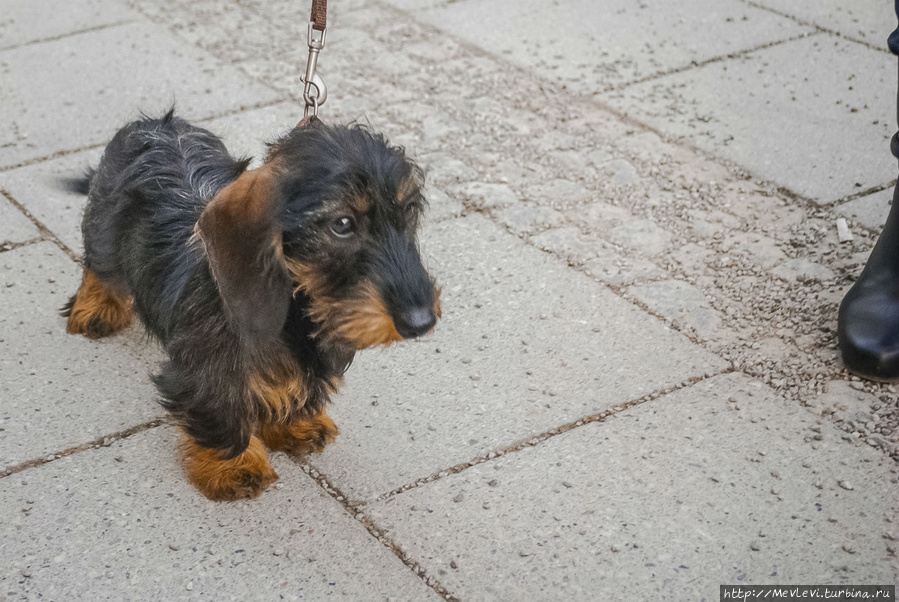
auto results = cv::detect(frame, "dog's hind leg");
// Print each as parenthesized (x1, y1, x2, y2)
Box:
(61, 269, 133, 338)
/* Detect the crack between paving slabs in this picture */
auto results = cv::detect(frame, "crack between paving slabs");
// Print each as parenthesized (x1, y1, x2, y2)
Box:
(0, 20, 139, 54)
(373, 369, 732, 503)
(0, 418, 167, 479)
(604, 31, 822, 94)
(290, 459, 463, 602)
(1, 189, 78, 262)
(0, 237, 45, 254)
(826, 178, 898, 208)
(739, 0, 894, 55)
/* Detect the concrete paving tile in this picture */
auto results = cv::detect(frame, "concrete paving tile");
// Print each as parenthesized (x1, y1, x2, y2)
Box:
(368, 373, 899, 599)
(751, 0, 890, 48)
(0, 21, 281, 168)
(128, 0, 271, 63)
(599, 35, 895, 205)
(580, 253, 666, 288)
(718, 231, 787, 271)
(308, 215, 727, 501)
(449, 181, 519, 210)
(417, 151, 479, 189)
(627, 279, 726, 341)
(198, 101, 307, 168)
(0, 243, 163, 470)
(494, 202, 566, 236)
(771, 257, 836, 282)
(0, 425, 441, 602)
(0, 0, 135, 49)
(524, 178, 595, 207)
(379, 0, 444, 10)
(404, 0, 810, 91)
(0, 195, 40, 245)
(608, 218, 673, 257)
(425, 187, 464, 223)
(0, 149, 103, 255)
(527, 225, 612, 265)
(836, 187, 893, 232)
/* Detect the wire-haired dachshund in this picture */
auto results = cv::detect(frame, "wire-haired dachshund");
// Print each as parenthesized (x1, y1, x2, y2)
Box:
(63, 110, 440, 500)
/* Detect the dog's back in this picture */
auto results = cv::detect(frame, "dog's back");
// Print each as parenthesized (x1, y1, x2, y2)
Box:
(80, 111, 249, 338)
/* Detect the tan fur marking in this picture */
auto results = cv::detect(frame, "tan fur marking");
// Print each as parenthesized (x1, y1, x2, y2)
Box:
(348, 194, 371, 213)
(257, 410, 339, 455)
(433, 286, 443, 323)
(246, 362, 305, 421)
(180, 432, 278, 501)
(396, 177, 418, 204)
(326, 281, 404, 347)
(286, 257, 403, 349)
(284, 258, 329, 301)
(285, 259, 440, 347)
(65, 269, 133, 338)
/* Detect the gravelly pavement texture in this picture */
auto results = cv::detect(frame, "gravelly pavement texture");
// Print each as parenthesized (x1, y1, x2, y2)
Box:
(1, 0, 897, 599)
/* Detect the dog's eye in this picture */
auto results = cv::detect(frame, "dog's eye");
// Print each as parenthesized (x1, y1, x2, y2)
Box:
(330, 216, 356, 238)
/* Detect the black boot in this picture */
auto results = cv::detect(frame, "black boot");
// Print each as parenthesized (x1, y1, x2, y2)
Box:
(838, 178, 899, 381)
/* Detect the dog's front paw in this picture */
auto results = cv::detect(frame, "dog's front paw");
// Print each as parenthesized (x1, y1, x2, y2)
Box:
(258, 411, 339, 455)
(181, 434, 278, 501)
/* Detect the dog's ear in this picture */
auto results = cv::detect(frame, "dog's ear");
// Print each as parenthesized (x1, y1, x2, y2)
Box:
(197, 164, 291, 348)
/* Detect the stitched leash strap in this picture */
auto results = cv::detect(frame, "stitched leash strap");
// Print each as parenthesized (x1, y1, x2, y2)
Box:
(311, 0, 327, 31)
(301, 0, 328, 121)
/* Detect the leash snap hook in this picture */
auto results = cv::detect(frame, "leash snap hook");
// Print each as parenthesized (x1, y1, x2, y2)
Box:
(302, 22, 328, 116)
(302, 73, 327, 115)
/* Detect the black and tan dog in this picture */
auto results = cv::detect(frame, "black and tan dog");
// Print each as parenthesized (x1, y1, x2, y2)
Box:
(62, 110, 440, 501)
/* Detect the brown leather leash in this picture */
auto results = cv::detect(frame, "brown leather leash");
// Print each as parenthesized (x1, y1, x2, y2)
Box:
(298, 0, 328, 126)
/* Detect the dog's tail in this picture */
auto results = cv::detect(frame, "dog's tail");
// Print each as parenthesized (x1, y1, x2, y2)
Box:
(57, 167, 96, 196)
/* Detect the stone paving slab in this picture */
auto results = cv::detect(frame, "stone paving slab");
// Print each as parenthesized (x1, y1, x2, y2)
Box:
(0, 425, 440, 602)
(0, 0, 136, 50)
(368, 372, 899, 600)
(0, 149, 103, 255)
(599, 35, 895, 205)
(0, 194, 40, 245)
(309, 215, 728, 502)
(201, 101, 307, 168)
(0, 242, 163, 470)
(627, 278, 728, 342)
(392, 0, 810, 92)
(0, 21, 281, 169)
(751, 0, 890, 48)
(836, 187, 893, 232)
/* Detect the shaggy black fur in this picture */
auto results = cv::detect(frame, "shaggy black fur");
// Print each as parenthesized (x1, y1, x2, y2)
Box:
(68, 110, 437, 458)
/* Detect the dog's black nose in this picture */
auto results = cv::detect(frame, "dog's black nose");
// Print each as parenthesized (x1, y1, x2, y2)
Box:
(394, 306, 436, 339)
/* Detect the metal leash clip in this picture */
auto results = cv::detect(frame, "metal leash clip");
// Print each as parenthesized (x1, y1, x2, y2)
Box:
(302, 22, 328, 117)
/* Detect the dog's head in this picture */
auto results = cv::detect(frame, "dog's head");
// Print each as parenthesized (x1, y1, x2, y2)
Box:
(197, 121, 440, 350)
